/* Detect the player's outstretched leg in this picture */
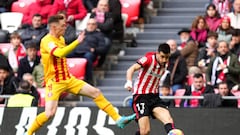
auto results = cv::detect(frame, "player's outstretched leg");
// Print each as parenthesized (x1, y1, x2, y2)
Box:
(93, 93, 136, 128)
(116, 113, 136, 128)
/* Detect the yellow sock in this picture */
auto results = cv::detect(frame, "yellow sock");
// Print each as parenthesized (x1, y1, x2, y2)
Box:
(27, 112, 49, 135)
(94, 94, 121, 121)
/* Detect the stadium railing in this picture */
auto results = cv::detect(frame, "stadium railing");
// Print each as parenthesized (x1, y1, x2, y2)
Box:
(122, 95, 240, 107)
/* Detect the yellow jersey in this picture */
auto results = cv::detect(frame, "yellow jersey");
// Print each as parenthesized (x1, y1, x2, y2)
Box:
(40, 34, 79, 83)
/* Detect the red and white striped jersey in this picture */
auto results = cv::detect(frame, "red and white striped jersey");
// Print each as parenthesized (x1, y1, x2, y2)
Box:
(133, 53, 166, 95)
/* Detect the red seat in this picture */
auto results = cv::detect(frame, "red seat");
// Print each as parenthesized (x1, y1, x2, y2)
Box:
(66, 58, 87, 80)
(11, 0, 36, 14)
(120, 0, 140, 27)
(174, 89, 186, 107)
(0, 43, 11, 54)
(231, 91, 240, 108)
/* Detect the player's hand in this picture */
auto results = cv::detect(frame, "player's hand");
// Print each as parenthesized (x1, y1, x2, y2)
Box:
(124, 80, 133, 91)
(77, 31, 85, 43)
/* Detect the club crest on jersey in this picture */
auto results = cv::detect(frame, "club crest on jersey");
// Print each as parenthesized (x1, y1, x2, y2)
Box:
(48, 42, 56, 49)
(139, 56, 147, 64)
(150, 71, 163, 78)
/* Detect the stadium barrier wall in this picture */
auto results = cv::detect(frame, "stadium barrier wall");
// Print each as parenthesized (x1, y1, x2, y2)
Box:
(0, 107, 239, 135)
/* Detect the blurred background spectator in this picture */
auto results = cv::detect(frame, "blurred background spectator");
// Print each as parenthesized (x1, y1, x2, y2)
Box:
(7, 80, 38, 107)
(51, 0, 87, 26)
(67, 18, 106, 85)
(227, 0, 240, 29)
(165, 39, 188, 95)
(216, 16, 234, 43)
(22, 0, 52, 25)
(190, 15, 208, 48)
(20, 14, 48, 49)
(6, 32, 26, 73)
(180, 73, 214, 108)
(206, 41, 240, 89)
(17, 42, 40, 79)
(204, 4, 221, 32)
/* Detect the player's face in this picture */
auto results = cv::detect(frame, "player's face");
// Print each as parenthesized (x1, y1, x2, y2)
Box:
(156, 52, 170, 66)
(54, 19, 67, 37)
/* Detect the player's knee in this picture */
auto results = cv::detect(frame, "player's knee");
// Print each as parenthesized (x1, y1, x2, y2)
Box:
(91, 88, 102, 98)
(140, 128, 150, 135)
(45, 110, 56, 118)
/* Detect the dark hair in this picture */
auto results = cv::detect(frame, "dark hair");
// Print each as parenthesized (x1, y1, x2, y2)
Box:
(158, 43, 170, 54)
(161, 84, 171, 89)
(32, 13, 42, 19)
(205, 3, 221, 18)
(48, 15, 64, 24)
(218, 82, 228, 88)
(207, 31, 218, 39)
(25, 41, 38, 49)
(18, 80, 31, 91)
(193, 73, 203, 79)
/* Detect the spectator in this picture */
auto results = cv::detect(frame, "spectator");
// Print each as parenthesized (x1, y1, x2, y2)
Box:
(197, 31, 218, 73)
(20, 14, 48, 49)
(216, 16, 234, 43)
(7, 32, 26, 73)
(204, 4, 221, 32)
(164, 39, 188, 95)
(32, 60, 44, 88)
(212, 0, 231, 17)
(51, 0, 87, 26)
(190, 15, 209, 48)
(7, 80, 38, 107)
(218, 82, 238, 107)
(22, 0, 53, 25)
(22, 73, 40, 105)
(206, 40, 240, 89)
(229, 29, 240, 57)
(90, 0, 114, 67)
(83, 0, 123, 41)
(159, 84, 175, 107)
(178, 28, 199, 69)
(0, 62, 19, 104)
(17, 42, 40, 79)
(67, 18, 106, 85)
(57, 11, 77, 45)
(227, 0, 240, 29)
(180, 73, 214, 108)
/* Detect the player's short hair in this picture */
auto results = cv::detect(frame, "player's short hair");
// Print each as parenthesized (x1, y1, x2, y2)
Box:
(48, 15, 64, 24)
(158, 43, 170, 54)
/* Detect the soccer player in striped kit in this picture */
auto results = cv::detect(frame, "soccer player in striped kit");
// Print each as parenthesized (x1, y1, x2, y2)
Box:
(124, 43, 176, 135)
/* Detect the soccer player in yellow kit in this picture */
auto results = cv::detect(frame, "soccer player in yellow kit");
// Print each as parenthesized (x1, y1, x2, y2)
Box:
(27, 15, 135, 135)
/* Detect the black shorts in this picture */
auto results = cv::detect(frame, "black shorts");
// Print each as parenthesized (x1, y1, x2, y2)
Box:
(132, 93, 167, 120)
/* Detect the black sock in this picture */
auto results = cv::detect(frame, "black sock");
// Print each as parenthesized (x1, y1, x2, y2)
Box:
(164, 123, 174, 133)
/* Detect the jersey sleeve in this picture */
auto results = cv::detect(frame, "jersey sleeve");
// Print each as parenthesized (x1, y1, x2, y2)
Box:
(137, 56, 150, 67)
(46, 40, 79, 58)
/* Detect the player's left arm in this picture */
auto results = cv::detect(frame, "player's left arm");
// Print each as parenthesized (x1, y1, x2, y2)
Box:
(51, 32, 85, 58)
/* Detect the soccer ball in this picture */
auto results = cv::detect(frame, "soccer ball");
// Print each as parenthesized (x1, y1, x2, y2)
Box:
(168, 129, 184, 135)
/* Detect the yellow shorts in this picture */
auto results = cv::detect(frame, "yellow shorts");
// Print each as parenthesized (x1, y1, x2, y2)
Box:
(45, 76, 86, 101)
